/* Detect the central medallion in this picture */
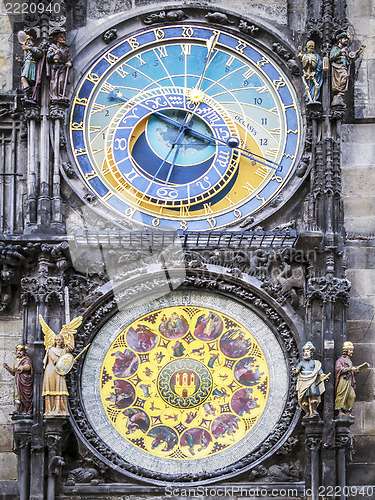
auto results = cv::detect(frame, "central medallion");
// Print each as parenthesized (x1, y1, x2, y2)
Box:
(158, 359, 213, 409)
(97, 303, 270, 460)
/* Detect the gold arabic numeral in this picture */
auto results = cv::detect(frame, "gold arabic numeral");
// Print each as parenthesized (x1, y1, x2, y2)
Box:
(74, 97, 88, 106)
(152, 218, 160, 227)
(257, 85, 269, 94)
(283, 154, 295, 160)
(154, 28, 165, 40)
(256, 194, 266, 204)
(180, 206, 191, 217)
(104, 52, 119, 65)
(265, 148, 278, 159)
(242, 182, 255, 195)
(271, 173, 283, 183)
(136, 54, 146, 66)
(180, 220, 188, 231)
(234, 209, 242, 219)
(225, 195, 235, 207)
(74, 148, 86, 156)
(287, 129, 298, 135)
(115, 64, 129, 79)
(235, 40, 247, 54)
(128, 37, 140, 50)
(203, 203, 214, 215)
(71, 122, 83, 130)
(100, 82, 116, 94)
(182, 26, 194, 37)
(273, 77, 286, 90)
(255, 166, 270, 179)
(87, 72, 99, 84)
(125, 206, 137, 218)
(207, 217, 217, 228)
(156, 45, 168, 58)
(180, 44, 191, 56)
(256, 56, 269, 68)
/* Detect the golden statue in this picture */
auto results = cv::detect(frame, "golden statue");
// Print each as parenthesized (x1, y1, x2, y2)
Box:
(39, 315, 82, 417)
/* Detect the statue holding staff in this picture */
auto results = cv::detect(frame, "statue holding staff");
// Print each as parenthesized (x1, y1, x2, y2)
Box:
(47, 28, 72, 102)
(3, 344, 34, 415)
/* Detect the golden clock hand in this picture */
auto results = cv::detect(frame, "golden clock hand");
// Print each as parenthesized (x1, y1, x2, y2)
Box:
(195, 32, 220, 91)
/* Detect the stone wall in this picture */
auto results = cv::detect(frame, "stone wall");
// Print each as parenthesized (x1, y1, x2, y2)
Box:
(0, 318, 22, 482)
(0, 13, 13, 93)
(342, 0, 375, 487)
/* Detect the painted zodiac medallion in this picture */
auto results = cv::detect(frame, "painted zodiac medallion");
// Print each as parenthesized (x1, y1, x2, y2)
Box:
(99, 305, 269, 460)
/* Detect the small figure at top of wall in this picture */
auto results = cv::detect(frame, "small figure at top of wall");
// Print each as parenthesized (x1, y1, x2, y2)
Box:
(292, 342, 329, 418)
(3, 344, 34, 415)
(298, 40, 323, 103)
(335, 341, 369, 417)
(47, 28, 72, 103)
(329, 32, 365, 107)
(40, 314, 82, 417)
(15, 30, 44, 104)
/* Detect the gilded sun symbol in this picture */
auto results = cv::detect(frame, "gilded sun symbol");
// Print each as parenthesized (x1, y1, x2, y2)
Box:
(188, 88, 205, 104)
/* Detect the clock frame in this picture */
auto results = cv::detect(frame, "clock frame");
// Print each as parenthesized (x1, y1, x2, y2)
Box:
(69, 23, 303, 231)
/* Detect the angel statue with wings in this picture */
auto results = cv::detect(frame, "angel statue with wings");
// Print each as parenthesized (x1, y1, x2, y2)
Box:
(39, 315, 83, 417)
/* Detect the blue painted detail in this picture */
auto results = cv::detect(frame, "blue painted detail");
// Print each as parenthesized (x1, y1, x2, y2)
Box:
(89, 177, 109, 197)
(77, 155, 93, 174)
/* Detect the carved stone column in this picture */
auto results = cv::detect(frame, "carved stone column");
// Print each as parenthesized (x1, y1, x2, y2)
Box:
(336, 417, 354, 500)
(49, 102, 68, 233)
(20, 245, 65, 500)
(45, 418, 66, 500)
(13, 417, 32, 500)
(303, 419, 323, 500)
(23, 105, 41, 229)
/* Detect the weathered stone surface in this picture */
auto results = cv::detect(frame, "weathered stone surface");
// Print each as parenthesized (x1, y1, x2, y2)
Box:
(348, 463, 375, 487)
(0, 453, 17, 481)
(0, 424, 13, 452)
(346, 245, 375, 270)
(348, 320, 375, 343)
(352, 435, 375, 463)
(0, 15, 13, 92)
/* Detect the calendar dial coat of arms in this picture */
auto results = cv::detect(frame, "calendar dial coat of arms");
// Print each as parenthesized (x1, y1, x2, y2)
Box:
(81, 292, 289, 476)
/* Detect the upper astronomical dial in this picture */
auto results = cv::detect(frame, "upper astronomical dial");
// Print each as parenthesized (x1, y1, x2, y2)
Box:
(70, 25, 302, 231)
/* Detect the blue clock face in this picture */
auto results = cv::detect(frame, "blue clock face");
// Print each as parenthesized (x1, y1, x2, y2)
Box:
(69, 25, 302, 231)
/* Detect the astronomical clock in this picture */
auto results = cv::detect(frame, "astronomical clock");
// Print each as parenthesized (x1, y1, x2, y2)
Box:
(65, 13, 304, 488)
(69, 23, 303, 231)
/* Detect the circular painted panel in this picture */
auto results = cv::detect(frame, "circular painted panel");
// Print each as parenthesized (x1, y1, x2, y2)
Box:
(81, 291, 288, 475)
